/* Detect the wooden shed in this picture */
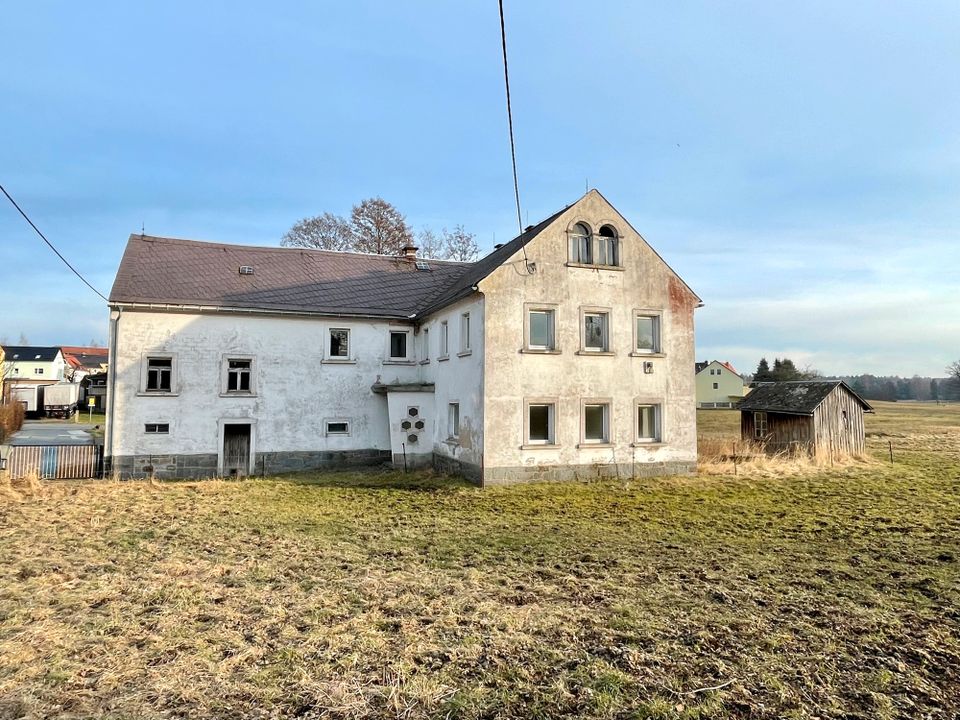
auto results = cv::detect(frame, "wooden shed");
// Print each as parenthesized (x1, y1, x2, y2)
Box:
(737, 381, 873, 457)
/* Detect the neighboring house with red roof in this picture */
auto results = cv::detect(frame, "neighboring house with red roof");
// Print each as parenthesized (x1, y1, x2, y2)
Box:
(695, 360, 747, 408)
(106, 190, 701, 485)
(61, 346, 109, 382)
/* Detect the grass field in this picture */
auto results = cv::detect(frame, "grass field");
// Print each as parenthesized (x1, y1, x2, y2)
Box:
(1, 403, 958, 718)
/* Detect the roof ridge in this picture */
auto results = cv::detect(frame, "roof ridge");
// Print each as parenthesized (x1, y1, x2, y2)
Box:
(130, 234, 472, 265)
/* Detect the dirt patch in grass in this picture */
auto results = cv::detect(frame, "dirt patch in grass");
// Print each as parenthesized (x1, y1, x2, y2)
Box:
(1, 408, 959, 718)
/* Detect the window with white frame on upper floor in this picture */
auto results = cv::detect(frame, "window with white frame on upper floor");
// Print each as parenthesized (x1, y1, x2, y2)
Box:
(421, 327, 430, 361)
(226, 358, 252, 393)
(329, 328, 350, 359)
(389, 330, 409, 360)
(636, 403, 661, 443)
(597, 225, 620, 267)
(634, 313, 661, 354)
(35, 368, 43, 375)
(439, 321, 449, 358)
(568, 222, 592, 264)
(460, 312, 471, 353)
(526, 305, 556, 351)
(448, 402, 460, 439)
(145, 356, 173, 392)
(582, 310, 610, 352)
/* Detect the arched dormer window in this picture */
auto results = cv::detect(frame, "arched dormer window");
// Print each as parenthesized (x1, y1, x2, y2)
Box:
(568, 222, 592, 264)
(598, 225, 620, 267)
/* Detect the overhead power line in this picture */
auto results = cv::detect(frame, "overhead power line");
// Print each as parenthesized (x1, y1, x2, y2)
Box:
(0, 182, 108, 302)
(498, 0, 523, 236)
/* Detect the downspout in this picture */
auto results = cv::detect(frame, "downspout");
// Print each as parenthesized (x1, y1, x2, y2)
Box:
(105, 306, 121, 476)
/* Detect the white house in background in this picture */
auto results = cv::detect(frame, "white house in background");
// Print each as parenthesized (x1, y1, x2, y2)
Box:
(106, 190, 701, 485)
(695, 360, 746, 408)
(2, 346, 66, 412)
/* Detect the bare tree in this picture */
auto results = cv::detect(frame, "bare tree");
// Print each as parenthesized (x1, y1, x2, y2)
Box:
(281, 212, 354, 251)
(417, 228, 446, 259)
(17, 332, 29, 345)
(443, 225, 479, 262)
(948, 360, 960, 382)
(351, 198, 413, 255)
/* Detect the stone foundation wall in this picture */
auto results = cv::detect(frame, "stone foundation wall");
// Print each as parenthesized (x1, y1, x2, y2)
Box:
(432, 453, 483, 485)
(481, 460, 696, 487)
(108, 449, 390, 479)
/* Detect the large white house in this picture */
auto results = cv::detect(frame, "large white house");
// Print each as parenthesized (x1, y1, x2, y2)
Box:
(106, 191, 701, 485)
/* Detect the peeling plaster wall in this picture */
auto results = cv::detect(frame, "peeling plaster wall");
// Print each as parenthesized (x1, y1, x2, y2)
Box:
(417, 295, 484, 473)
(110, 310, 420, 466)
(479, 190, 698, 484)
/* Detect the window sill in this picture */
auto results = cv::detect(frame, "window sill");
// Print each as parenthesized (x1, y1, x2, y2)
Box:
(577, 442, 614, 449)
(383, 359, 415, 366)
(576, 350, 615, 356)
(520, 348, 561, 355)
(565, 262, 625, 271)
(632, 441, 665, 448)
(136, 391, 180, 397)
(630, 352, 665, 358)
(456, 350, 472, 358)
(443, 437, 460, 447)
(322, 358, 356, 365)
(219, 392, 257, 398)
(521, 443, 560, 450)
(437, 355, 450, 362)
(419, 359, 431, 365)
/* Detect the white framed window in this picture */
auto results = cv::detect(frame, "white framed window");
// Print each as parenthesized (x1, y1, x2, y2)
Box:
(325, 419, 350, 435)
(635, 403, 661, 443)
(633, 312, 661, 354)
(389, 330, 410, 360)
(754, 412, 768, 438)
(145, 422, 170, 434)
(439, 321, 449, 358)
(568, 222, 592, 264)
(524, 399, 557, 446)
(713, 382, 719, 389)
(459, 312, 471, 354)
(581, 309, 610, 352)
(597, 225, 620, 267)
(328, 328, 350, 359)
(581, 400, 611, 444)
(144, 355, 174, 393)
(421, 327, 430, 362)
(525, 304, 557, 351)
(35, 368, 44, 375)
(448, 402, 460, 439)
(227, 359, 252, 393)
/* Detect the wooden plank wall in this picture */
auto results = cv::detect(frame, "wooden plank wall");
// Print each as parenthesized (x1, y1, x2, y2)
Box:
(812, 388, 866, 456)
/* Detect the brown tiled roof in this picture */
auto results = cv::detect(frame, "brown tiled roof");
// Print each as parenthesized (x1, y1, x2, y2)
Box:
(109, 235, 474, 319)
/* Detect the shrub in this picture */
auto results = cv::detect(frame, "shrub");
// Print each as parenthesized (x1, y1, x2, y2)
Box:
(0, 402, 25, 443)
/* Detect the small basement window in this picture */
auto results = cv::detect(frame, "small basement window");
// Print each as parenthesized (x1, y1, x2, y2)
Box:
(326, 420, 350, 435)
(145, 423, 169, 434)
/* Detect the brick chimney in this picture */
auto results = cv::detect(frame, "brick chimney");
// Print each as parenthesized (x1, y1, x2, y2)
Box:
(400, 244, 418, 260)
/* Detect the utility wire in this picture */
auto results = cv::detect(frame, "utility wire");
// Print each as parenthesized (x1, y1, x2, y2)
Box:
(498, 0, 523, 236)
(0, 182, 108, 302)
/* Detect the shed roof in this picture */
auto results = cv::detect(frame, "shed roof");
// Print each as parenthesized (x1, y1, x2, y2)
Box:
(736, 381, 873, 415)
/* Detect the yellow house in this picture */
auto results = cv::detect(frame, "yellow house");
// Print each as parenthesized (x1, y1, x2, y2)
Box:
(695, 360, 746, 408)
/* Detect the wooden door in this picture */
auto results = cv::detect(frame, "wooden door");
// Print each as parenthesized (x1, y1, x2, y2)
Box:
(223, 424, 251, 477)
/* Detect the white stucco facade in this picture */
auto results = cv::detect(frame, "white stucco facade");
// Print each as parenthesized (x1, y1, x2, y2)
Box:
(107, 191, 699, 484)
(695, 361, 746, 408)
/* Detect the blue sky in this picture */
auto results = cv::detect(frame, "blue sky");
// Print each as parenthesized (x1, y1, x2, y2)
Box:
(1, 2, 958, 376)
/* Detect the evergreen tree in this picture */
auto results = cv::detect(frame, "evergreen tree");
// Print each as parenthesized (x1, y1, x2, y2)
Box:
(754, 357, 773, 382)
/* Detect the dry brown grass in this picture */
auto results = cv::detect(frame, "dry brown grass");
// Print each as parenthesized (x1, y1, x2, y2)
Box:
(0, 405, 958, 718)
(0, 402, 25, 443)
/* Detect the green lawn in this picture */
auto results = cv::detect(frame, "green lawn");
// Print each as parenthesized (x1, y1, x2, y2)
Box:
(0, 404, 957, 718)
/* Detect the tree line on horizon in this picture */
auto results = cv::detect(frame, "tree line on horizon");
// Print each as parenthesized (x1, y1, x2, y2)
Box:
(746, 356, 960, 402)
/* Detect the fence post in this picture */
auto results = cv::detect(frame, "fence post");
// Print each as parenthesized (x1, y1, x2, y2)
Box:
(888, 441, 893, 463)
